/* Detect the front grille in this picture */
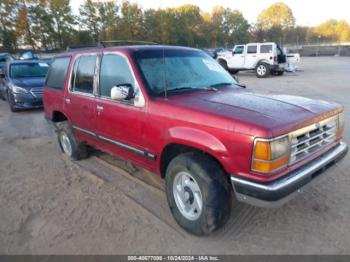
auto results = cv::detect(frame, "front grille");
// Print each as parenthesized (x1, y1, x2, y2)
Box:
(30, 87, 43, 97)
(289, 116, 338, 164)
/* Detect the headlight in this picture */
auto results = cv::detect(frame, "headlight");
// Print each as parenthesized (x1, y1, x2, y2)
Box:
(338, 112, 344, 129)
(12, 85, 28, 94)
(252, 136, 290, 173)
(337, 112, 345, 139)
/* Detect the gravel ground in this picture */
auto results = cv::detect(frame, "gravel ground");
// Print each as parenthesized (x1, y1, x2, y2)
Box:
(0, 57, 349, 254)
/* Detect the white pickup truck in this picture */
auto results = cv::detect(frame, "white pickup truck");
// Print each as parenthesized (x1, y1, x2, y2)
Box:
(216, 42, 287, 78)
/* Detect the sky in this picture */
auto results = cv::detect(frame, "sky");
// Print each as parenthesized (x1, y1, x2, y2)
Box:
(71, 0, 350, 26)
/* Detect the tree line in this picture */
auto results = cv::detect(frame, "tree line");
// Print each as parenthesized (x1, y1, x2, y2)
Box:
(1, 0, 350, 52)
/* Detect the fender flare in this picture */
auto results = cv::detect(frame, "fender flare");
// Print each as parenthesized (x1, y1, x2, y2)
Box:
(255, 59, 271, 68)
(163, 126, 229, 156)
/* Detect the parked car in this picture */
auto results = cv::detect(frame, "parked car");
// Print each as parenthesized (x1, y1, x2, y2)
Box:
(202, 48, 227, 59)
(0, 53, 15, 74)
(43, 45, 347, 235)
(0, 60, 49, 111)
(217, 42, 286, 77)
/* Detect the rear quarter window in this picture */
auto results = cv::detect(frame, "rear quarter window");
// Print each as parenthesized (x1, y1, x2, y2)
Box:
(46, 57, 71, 89)
(260, 45, 273, 54)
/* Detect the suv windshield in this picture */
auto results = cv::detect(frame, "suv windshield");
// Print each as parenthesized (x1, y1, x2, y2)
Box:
(10, 62, 49, 78)
(134, 49, 237, 96)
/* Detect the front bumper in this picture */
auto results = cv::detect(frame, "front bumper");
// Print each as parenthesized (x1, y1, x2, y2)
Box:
(12, 92, 43, 109)
(231, 142, 348, 208)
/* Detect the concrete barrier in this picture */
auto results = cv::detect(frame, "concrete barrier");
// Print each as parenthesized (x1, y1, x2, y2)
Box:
(288, 45, 350, 57)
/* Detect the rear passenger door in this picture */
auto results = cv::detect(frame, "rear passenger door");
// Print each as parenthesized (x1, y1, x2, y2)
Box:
(245, 44, 258, 69)
(64, 54, 98, 135)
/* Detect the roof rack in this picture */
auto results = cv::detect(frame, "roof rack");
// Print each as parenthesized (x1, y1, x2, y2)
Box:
(65, 40, 159, 51)
(66, 45, 99, 51)
(99, 40, 159, 47)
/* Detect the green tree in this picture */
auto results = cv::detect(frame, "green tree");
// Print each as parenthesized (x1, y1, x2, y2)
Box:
(16, 0, 35, 49)
(48, 0, 76, 49)
(116, 1, 145, 40)
(210, 6, 250, 47)
(257, 2, 295, 30)
(0, 0, 18, 51)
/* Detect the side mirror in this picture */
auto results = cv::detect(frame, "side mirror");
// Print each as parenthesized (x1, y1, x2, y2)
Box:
(111, 84, 134, 101)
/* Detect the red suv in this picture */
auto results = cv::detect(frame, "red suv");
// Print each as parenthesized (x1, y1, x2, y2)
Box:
(43, 45, 347, 235)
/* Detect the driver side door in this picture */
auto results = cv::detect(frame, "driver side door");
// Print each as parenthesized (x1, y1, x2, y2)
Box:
(95, 52, 153, 168)
(228, 45, 245, 68)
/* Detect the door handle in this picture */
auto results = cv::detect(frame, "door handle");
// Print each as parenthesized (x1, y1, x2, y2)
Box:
(65, 98, 71, 104)
(96, 105, 104, 112)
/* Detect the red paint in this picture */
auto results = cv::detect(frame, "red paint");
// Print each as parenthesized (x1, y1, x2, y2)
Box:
(43, 46, 344, 182)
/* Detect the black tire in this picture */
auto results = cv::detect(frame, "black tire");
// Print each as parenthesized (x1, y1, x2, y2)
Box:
(256, 62, 270, 78)
(7, 91, 19, 112)
(56, 121, 88, 160)
(229, 69, 239, 74)
(218, 59, 229, 71)
(276, 71, 284, 76)
(165, 152, 232, 235)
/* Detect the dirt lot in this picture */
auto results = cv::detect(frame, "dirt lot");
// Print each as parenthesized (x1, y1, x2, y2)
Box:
(0, 57, 350, 254)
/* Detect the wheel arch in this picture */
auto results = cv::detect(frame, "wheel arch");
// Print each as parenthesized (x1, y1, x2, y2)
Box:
(51, 110, 69, 123)
(159, 127, 230, 179)
(255, 59, 271, 68)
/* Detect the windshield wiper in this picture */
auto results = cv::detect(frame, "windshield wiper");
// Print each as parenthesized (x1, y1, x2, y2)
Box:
(209, 82, 234, 88)
(157, 86, 194, 95)
(158, 86, 212, 95)
(210, 82, 246, 89)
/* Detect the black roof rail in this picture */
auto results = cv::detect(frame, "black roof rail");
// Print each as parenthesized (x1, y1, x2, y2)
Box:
(65, 41, 159, 51)
(99, 40, 159, 47)
(66, 45, 100, 51)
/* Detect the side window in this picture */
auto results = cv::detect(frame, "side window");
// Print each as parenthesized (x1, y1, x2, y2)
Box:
(247, 45, 257, 54)
(233, 46, 244, 54)
(260, 45, 273, 54)
(73, 55, 97, 94)
(46, 57, 71, 89)
(99, 54, 134, 98)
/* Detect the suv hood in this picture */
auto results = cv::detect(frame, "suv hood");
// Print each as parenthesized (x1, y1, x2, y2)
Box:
(12, 77, 45, 89)
(167, 89, 341, 137)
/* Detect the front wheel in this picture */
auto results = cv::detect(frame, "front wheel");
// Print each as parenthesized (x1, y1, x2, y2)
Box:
(256, 63, 270, 78)
(165, 153, 232, 235)
(218, 59, 229, 71)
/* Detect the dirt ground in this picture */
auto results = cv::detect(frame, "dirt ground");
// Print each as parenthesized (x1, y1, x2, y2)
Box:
(0, 57, 350, 254)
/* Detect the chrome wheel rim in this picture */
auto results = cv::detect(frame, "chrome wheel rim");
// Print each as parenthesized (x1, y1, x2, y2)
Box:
(60, 132, 72, 156)
(257, 65, 266, 75)
(173, 171, 203, 221)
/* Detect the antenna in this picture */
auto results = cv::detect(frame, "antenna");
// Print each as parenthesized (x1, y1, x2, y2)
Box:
(162, 47, 167, 99)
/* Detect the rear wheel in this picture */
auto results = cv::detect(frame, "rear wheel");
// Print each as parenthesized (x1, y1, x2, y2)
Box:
(56, 121, 88, 160)
(256, 63, 270, 78)
(165, 152, 232, 235)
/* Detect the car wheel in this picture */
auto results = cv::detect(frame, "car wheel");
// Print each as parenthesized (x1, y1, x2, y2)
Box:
(276, 71, 284, 76)
(256, 63, 270, 78)
(56, 121, 88, 160)
(218, 59, 229, 71)
(229, 69, 239, 74)
(7, 91, 19, 112)
(165, 152, 232, 235)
